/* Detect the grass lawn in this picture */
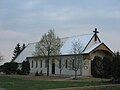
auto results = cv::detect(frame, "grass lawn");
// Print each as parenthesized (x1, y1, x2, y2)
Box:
(0, 75, 108, 90)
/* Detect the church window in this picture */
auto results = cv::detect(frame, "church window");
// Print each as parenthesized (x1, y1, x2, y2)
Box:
(65, 60, 68, 68)
(45, 60, 47, 68)
(59, 60, 61, 68)
(78, 60, 79, 66)
(32, 60, 33, 68)
(72, 60, 75, 68)
(36, 60, 38, 68)
(40, 60, 42, 68)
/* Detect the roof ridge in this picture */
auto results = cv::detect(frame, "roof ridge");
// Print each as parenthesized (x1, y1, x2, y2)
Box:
(27, 33, 94, 45)
(61, 33, 93, 39)
(27, 42, 37, 45)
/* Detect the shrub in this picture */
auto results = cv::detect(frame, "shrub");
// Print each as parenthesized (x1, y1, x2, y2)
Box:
(92, 56, 103, 78)
(3, 62, 18, 74)
(21, 61, 30, 75)
(102, 57, 111, 78)
(3, 63, 11, 74)
(0, 65, 4, 72)
(39, 70, 43, 75)
(111, 55, 120, 83)
(10, 62, 18, 74)
(92, 56, 112, 78)
(16, 69, 21, 74)
(35, 71, 39, 76)
(35, 70, 43, 76)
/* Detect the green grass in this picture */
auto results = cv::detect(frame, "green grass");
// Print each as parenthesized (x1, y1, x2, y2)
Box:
(0, 76, 107, 90)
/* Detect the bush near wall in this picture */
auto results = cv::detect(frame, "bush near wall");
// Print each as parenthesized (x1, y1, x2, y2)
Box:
(21, 61, 30, 75)
(102, 57, 111, 78)
(3, 62, 18, 74)
(91, 56, 111, 78)
(2, 61, 30, 75)
(111, 54, 120, 83)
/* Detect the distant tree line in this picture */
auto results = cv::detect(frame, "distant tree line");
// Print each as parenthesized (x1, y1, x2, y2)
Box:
(92, 52, 120, 84)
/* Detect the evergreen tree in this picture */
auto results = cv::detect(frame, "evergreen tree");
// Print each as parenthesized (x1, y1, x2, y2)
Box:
(3, 62, 18, 74)
(10, 62, 18, 74)
(3, 62, 11, 74)
(21, 61, 30, 75)
(102, 57, 111, 78)
(12, 43, 26, 62)
(92, 56, 103, 78)
(92, 56, 111, 78)
(12, 43, 21, 61)
(21, 43, 26, 51)
(112, 54, 120, 83)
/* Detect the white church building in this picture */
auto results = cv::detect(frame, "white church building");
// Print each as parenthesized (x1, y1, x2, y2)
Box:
(14, 29, 114, 76)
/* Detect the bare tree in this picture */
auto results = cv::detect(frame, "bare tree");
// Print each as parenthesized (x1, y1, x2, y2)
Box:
(33, 29, 62, 76)
(56, 55, 66, 77)
(68, 40, 83, 79)
(0, 53, 4, 63)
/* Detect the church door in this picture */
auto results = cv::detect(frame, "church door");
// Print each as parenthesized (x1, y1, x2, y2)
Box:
(52, 59, 55, 74)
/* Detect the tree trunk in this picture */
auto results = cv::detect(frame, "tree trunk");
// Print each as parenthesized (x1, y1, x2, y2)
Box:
(59, 59, 62, 77)
(47, 50, 50, 76)
(47, 58, 49, 76)
(75, 70, 77, 79)
(80, 59, 82, 76)
(60, 69, 61, 77)
(74, 56, 77, 79)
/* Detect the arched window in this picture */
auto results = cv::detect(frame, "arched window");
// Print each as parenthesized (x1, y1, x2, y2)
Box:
(36, 60, 38, 68)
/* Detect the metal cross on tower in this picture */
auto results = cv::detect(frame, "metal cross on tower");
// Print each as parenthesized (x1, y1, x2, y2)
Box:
(93, 28, 99, 41)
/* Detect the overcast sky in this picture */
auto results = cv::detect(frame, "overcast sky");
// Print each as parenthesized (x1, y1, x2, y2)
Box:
(0, 0, 120, 64)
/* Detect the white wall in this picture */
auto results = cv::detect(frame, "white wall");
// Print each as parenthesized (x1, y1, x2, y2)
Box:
(82, 59, 91, 76)
(28, 55, 91, 76)
(29, 51, 106, 76)
(29, 59, 47, 74)
(92, 51, 105, 60)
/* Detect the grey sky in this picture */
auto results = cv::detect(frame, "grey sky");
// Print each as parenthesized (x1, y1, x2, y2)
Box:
(0, 0, 120, 64)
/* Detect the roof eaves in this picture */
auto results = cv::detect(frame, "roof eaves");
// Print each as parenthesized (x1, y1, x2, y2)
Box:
(82, 34, 94, 52)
